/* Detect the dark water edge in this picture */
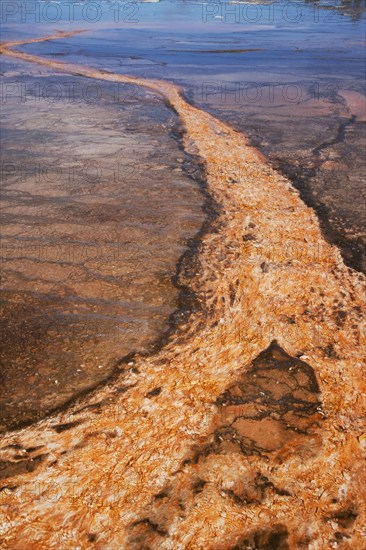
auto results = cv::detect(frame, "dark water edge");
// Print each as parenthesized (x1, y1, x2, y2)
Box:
(275, 158, 365, 274)
(241, 116, 366, 274)
(259, 122, 365, 274)
(192, 96, 366, 275)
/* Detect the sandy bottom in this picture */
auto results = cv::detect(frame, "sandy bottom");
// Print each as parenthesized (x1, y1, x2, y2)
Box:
(0, 32, 365, 549)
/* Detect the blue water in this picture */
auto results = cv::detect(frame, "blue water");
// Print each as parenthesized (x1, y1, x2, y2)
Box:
(2, 1, 365, 87)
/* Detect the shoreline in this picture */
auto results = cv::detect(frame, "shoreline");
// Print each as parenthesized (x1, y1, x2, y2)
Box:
(0, 31, 365, 549)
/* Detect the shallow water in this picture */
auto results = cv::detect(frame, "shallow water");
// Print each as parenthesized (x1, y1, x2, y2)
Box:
(1, 0, 365, 429)
(0, 65, 205, 431)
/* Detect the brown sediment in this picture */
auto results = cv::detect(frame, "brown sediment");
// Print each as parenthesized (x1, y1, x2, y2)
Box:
(0, 33, 365, 549)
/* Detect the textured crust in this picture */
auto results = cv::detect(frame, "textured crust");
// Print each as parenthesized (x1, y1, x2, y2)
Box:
(0, 32, 365, 549)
